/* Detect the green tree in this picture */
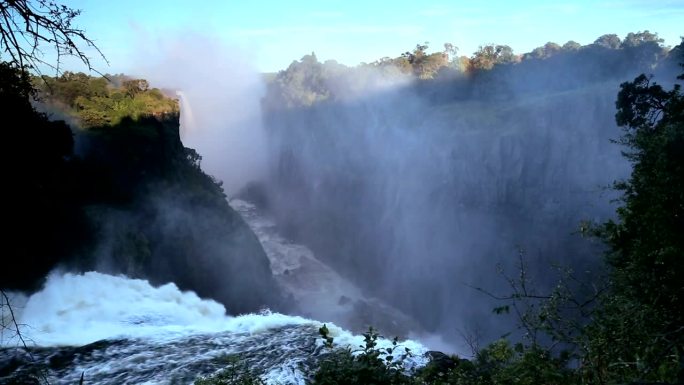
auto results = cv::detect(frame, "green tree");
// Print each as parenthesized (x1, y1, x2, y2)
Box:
(622, 30, 664, 48)
(313, 326, 417, 385)
(123, 79, 150, 97)
(593, 34, 622, 49)
(523, 42, 562, 60)
(469, 44, 517, 71)
(621, 31, 667, 70)
(586, 70, 684, 383)
(562, 40, 582, 51)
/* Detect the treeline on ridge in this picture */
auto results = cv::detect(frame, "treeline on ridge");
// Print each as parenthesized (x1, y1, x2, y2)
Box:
(33, 72, 178, 127)
(264, 31, 679, 108)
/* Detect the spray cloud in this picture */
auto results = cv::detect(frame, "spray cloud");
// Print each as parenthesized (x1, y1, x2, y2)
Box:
(132, 29, 268, 196)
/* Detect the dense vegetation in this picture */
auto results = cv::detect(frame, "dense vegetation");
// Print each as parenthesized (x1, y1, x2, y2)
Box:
(263, 31, 670, 108)
(34, 73, 178, 127)
(582, 69, 684, 384)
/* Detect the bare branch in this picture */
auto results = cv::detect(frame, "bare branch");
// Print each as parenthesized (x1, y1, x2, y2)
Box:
(0, 0, 107, 75)
(1, 289, 28, 349)
(1, 289, 49, 384)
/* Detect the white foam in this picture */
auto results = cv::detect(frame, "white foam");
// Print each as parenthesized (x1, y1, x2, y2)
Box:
(3, 271, 311, 347)
(3, 272, 426, 361)
(2, 271, 429, 384)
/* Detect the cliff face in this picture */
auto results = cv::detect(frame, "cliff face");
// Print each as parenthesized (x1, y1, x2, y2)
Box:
(77, 114, 285, 314)
(258, 77, 634, 340)
(5, 104, 283, 313)
(255, 42, 684, 340)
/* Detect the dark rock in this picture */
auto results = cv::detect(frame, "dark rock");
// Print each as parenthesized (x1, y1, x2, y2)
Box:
(425, 350, 457, 372)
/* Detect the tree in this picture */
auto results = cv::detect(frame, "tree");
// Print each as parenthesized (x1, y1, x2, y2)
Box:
(621, 31, 667, 71)
(523, 42, 562, 60)
(622, 30, 663, 48)
(562, 40, 581, 51)
(469, 44, 517, 71)
(443, 42, 458, 60)
(401, 42, 429, 64)
(593, 33, 622, 49)
(586, 69, 684, 383)
(123, 79, 150, 97)
(0, 0, 106, 73)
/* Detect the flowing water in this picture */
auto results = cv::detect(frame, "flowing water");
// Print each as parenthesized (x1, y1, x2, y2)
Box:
(0, 202, 430, 384)
(230, 199, 424, 338)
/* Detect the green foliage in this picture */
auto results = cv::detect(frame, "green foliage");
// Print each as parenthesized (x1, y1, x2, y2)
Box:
(313, 326, 418, 385)
(468, 44, 517, 71)
(35, 72, 178, 127)
(585, 70, 684, 384)
(194, 355, 265, 385)
(266, 53, 331, 108)
(523, 42, 563, 60)
(319, 324, 334, 349)
(264, 42, 454, 109)
(593, 34, 622, 50)
(562, 41, 582, 51)
(314, 324, 577, 385)
(264, 31, 672, 112)
(622, 31, 664, 48)
(398, 42, 450, 79)
(434, 340, 570, 385)
(467, 65, 683, 385)
(478, 68, 684, 385)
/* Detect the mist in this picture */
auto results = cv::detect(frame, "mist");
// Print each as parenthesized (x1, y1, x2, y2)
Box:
(106, 34, 671, 348)
(248, 49, 667, 348)
(130, 30, 268, 197)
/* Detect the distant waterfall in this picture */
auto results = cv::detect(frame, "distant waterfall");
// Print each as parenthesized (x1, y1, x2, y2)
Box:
(176, 90, 196, 140)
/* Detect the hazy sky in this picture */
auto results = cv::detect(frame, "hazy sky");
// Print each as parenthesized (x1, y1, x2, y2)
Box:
(61, 0, 683, 73)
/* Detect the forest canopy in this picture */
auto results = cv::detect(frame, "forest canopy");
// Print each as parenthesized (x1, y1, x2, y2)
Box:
(34, 72, 179, 127)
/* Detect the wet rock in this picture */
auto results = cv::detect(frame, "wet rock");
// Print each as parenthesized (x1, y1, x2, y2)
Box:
(425, 351, 457, 372)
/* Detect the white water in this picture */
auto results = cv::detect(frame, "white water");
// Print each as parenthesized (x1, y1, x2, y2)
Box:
(176, 90, 196, 139)
(3, 271, 312, 347)
(1, 271, 428, 384)
(0, 191, 436, 385)
(231, 199, 461, 353)
(231, 199, 397, 327)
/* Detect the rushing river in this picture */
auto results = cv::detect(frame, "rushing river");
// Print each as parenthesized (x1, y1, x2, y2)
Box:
(0, 200, 429, 384)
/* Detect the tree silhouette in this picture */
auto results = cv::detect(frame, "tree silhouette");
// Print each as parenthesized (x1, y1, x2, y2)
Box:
(0, 0, 106, 73)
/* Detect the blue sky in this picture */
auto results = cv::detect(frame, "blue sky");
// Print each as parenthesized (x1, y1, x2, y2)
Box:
(62, 0, 683, 73)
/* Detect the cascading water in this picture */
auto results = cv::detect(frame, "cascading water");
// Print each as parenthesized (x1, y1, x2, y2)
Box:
(230, 199, 425, 339)
(176, 90, 196, 139)
(0, 199, 435, 385)
(0, 271, 428, 384)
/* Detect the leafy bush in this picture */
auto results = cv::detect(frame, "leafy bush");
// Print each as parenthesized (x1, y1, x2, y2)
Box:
(34, 72, 179, 127)
(194, 355, 265, 385)
(312, 325, 418, 385)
